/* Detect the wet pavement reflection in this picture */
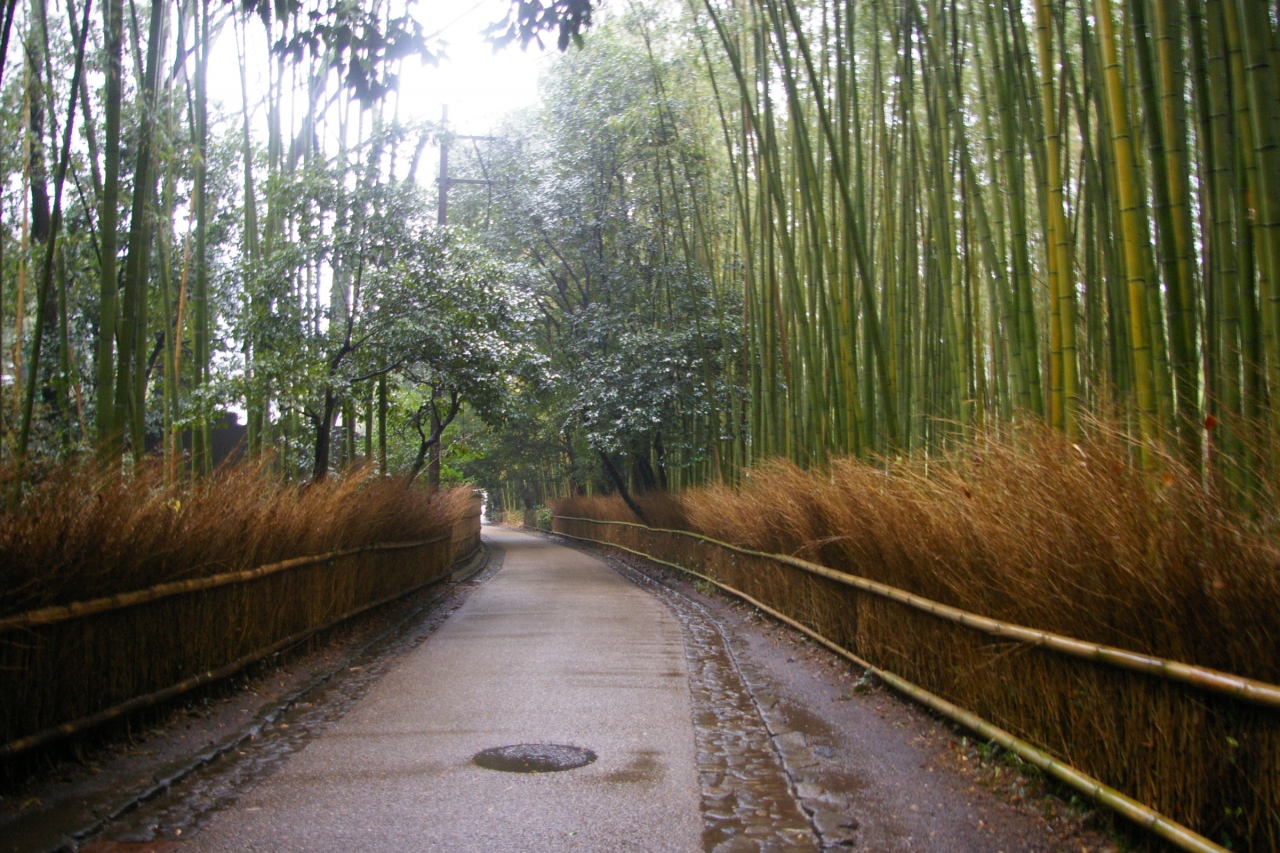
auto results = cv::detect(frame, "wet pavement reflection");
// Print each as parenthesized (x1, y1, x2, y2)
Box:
(605, 558, 820, 853)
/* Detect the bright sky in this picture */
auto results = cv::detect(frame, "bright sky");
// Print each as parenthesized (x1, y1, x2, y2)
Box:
(207, 0, 557, 179)
(405, 0, 557, 133)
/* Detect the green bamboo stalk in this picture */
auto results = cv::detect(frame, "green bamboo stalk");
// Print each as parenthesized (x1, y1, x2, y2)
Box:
(989, 0, 1045, 418)
(1129, 0, 1201, 459)
(192, 0, 211, 477)
(1035, 0, 1078, 434)
(95, 0, 122, 463)
(1235, 0, 1280, 434)
(774, 0, 902, 447)
(1096, 0, 1161, 462)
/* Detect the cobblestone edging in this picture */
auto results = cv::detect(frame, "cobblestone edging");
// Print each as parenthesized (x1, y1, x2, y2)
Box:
(600, 548, 861, 852)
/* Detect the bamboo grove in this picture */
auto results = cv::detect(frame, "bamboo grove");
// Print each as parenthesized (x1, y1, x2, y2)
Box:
(488, 0, 1280, 505)
(4, 0, 1280, 498)
(0, 0, 554, 489)
(0, 0, 241, 478)
(664, 0, 1280, 488)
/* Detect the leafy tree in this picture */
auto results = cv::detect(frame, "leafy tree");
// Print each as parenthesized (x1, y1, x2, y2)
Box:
(364, 223, 538, 485)
(466, 9, 741, 509)
(486, 0, 599, 51)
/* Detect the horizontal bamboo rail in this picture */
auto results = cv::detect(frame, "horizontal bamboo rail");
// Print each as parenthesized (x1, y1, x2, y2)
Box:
(0, 539, 446, 632)
(555, 526, 1229, 853)
(555, 516, 1280, 710)
(0, 532, 485, 759)
(0, 503, 482, 755)
(0, 511, 483, 632)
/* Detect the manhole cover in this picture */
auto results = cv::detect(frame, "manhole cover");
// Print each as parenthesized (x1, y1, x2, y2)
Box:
(473, 743, 597, 773)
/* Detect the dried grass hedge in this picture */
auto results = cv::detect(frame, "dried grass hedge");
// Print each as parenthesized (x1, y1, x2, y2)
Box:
(0, 462, 480, 753)
(553, 429, 1280, 851)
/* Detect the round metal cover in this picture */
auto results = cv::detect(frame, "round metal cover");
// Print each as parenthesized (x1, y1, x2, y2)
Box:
(473, 743, 597, 773)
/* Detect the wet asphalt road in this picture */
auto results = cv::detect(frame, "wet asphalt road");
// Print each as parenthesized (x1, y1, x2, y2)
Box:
(184, 526, 701, 852)
(51, 526, 1107, 853)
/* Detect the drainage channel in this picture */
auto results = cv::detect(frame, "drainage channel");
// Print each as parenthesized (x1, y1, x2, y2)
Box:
(26, 546, 503, 853)
(572, 540, 837, 853)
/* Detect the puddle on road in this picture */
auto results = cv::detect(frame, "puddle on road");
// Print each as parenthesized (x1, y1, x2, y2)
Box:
(602, 750, 662, 784)
(605, 559, 819, 853)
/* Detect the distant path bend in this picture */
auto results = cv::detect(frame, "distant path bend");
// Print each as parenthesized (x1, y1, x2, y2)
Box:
(189, 526, 701, 852)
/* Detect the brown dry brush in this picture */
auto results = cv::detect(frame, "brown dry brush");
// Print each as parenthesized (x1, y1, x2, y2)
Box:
(553, 427, 1280, 849)
(0, 460, 473, 617)
(0, 461, 478, 754)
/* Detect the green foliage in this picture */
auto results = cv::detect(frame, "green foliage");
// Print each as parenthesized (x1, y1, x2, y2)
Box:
(0, 0, 555, 485)
(247, 0, 442, 104)
(486, 0, 599, 51)
(467, 9, 743, 506)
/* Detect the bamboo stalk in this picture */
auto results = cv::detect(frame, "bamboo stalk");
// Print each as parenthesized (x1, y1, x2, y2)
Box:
(1094, 0, 1160, 462)
(1035, 0, 1078, 434)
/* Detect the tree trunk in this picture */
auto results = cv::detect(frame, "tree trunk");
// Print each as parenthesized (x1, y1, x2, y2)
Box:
(95, 0, 122, 462)
(409, 389, 459, 486)
(15, 0, 92, 468)
(311, 387, 337, 481)
(599, 450, 650, 526)
(377, 372, 387, 474)
(117, 0, 164, 463)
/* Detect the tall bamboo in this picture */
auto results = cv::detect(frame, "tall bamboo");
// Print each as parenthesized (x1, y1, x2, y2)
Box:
(1097, 0, 1160, 460)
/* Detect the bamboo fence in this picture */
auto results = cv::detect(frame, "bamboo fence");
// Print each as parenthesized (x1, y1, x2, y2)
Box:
(554, 514, 1280, 852)
(0, 497, 482, 757)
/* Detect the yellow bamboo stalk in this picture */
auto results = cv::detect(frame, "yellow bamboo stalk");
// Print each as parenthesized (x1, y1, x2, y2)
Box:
(1094, 0, 1158, 463)
(169, 225, 193, 485)
(557, 526, 1227, 853)
(1036, 0, 1079, 435)
(553, 516, 1280, 709)
(13, 76, 29, 415)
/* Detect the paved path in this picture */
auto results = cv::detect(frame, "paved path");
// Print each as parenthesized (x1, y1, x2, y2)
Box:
(188, 527, 701, 852)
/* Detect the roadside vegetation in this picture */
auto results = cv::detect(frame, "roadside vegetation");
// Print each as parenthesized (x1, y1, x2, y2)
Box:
(0, 0, 567, 768)
(552, 427, 1280, 850)
(555, 424, 1280, 683)
(472, 20, 1280, 847)
(0, 1, 573, 611)
(0, 461, 475, 617)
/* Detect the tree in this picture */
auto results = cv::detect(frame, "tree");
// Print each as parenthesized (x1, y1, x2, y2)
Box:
(365, 224, 536, 486)
(487, 0, 600, 51)
(473, 10, 742, 500)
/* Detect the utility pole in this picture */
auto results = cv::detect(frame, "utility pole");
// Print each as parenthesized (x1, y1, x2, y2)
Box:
(436, 105, 496, 228)
(428, 106, 495, 490)
(437, 106, 449, 227)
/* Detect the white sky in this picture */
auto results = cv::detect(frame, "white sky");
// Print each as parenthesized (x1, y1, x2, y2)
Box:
(404, 0, 557, 133)
(206, 0, 557, 180)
